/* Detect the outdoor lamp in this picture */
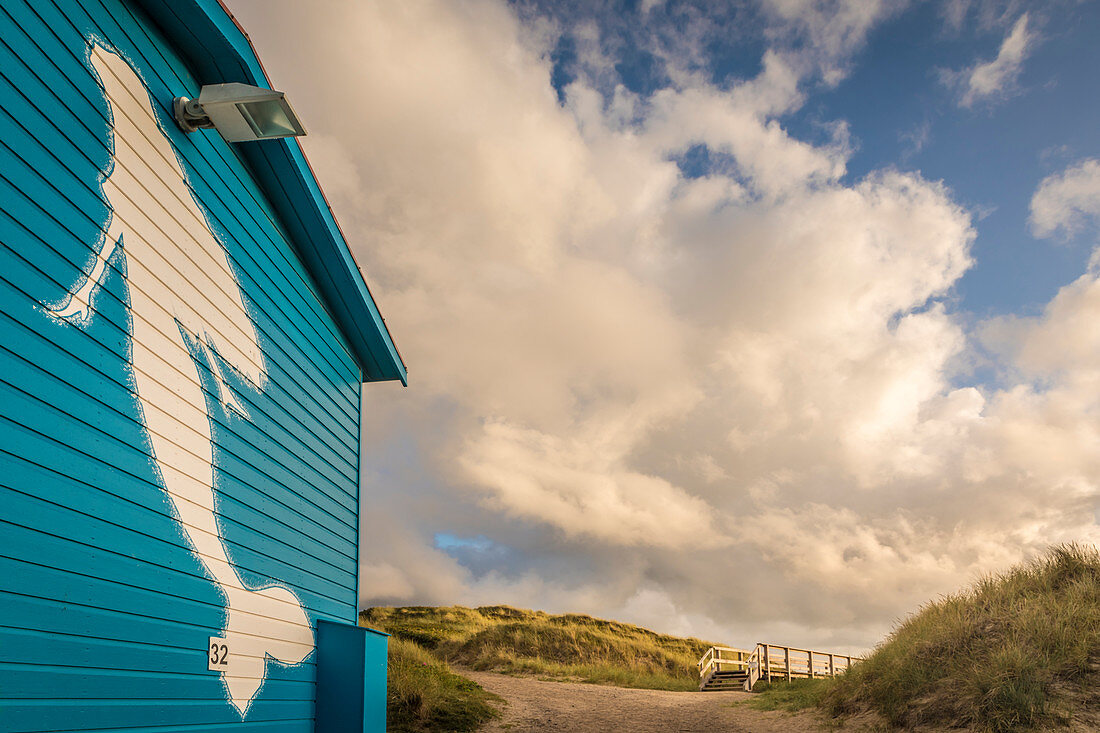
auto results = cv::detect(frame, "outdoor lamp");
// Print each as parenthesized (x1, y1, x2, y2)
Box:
(173, 83, 306, 142)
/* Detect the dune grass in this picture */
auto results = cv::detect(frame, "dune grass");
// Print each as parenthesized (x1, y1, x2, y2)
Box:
(747, 677, 832, 712)
(363, 604, 716, 691)
(382, 635, 502, 733)
(748, 544, 1100, 731)
(373, 545, 1100, 730)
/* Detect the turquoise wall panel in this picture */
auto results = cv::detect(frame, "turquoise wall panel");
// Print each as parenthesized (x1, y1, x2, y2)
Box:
(315, 621, 389, 733)
(0, 0, 369, 730)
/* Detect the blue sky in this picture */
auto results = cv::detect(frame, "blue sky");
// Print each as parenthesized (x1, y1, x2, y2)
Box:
(532, 0, 1100, 316)
(826, 1, 1098, 319)
(231, 0, 1100, 651)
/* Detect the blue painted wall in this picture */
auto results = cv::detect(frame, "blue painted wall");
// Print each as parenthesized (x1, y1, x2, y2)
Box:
(316, 621, 389, 733)
(0, 0, 375, 730)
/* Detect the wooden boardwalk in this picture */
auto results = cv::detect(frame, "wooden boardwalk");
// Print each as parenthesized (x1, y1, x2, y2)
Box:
(697, 643, 861, 692)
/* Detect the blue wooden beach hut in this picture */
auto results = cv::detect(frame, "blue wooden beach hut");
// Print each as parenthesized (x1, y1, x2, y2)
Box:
(0, 0, 404, 730)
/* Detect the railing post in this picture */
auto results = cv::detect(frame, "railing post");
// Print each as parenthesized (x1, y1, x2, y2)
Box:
(784, 647, 791, 682)
(808, 650, 814, 679)
(829, 653, 835, 677)
(763, 643, 770, 681)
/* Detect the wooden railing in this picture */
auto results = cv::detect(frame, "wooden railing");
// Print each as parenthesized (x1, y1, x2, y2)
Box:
(697, 645, 752, 688)
(699, 642, 861, 692)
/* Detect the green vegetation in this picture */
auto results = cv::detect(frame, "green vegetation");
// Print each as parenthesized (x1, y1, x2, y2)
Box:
(381, 635, 502, 733)
(373, 546, 1100, 730)
(813, 543, 1100, 731)
(363, 604, 716, 691)
(747, 678, 832, 712)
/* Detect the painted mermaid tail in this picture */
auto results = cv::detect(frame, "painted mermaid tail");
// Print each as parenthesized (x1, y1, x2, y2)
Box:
(221, 582, 313, 714)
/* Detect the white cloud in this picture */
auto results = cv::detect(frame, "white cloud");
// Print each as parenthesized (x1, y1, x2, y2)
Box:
(942, 0, 1029, 34)
(1030, 159, 1100, 239)
(359, 562, 416, 601)
(760, 0, 903, 84)
(460, 419, 728, 548)
(941, 0, 972, 32)
(947, 13, 1035, 107)
(227, 0, 1100, 649)
(899, 120, 931, 160)
(987, 261, 1100, 395)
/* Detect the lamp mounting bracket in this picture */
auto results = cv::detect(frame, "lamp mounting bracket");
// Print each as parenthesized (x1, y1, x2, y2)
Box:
(173, 96, 214, 133)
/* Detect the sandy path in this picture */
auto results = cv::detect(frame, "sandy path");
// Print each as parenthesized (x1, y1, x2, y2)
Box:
(462, 670, 836, 732)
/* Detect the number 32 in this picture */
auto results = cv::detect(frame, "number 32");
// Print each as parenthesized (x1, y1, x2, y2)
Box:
(210, 641, 229, 667)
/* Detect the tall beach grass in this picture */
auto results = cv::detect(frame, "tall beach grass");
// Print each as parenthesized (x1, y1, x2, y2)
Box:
(379, 635, 501, 733)
(752, 544, 1100, 731)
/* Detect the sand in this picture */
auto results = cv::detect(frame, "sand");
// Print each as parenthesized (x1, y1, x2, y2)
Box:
(461, 669, 843, 732)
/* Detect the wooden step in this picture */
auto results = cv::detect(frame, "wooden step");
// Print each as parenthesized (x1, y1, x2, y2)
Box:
(701, 671, 749, 691)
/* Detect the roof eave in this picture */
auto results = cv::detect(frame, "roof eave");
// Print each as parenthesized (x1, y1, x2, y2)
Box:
(133, 0, 407, 386)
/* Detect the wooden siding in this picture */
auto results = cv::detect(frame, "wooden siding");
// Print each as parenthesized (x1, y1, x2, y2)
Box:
(0, 0, 363, 730)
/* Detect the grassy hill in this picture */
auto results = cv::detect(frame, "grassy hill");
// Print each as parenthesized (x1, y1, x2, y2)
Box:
(371, 544, 1100, 731)
(755, 544, 1100, 732)
(381, 635, 502, 733)
(362, 604, 717, 691)
(363, 604, 720, 731)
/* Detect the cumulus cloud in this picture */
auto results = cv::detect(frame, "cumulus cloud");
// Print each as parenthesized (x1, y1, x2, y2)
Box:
(1030, 159, 1100, 239)
(228, 0, 1100, 651)
(945, 13, 1035, 107)
(359, 562, 416, 601)
(461, 419, 729, 549)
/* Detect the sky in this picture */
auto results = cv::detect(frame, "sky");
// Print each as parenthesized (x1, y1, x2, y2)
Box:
(225, 0, 1100, 654)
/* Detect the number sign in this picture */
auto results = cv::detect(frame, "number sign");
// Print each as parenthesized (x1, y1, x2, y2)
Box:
(208, 637, 230, 672)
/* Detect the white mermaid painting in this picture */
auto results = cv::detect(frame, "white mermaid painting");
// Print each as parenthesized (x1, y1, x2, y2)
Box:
(44, 39, 313, 716)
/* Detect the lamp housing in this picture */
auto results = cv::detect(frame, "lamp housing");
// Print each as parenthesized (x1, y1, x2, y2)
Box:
(173, 83, 306, 142)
